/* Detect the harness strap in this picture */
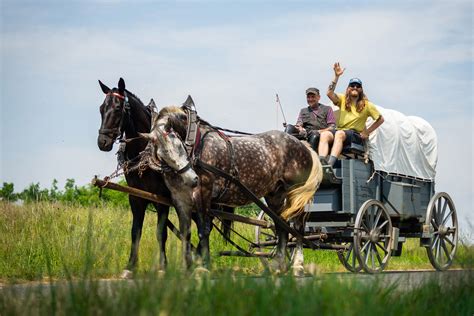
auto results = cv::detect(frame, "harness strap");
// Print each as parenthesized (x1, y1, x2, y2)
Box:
(215, 137, 237, 202)
(183, 99, 199, 156)
(194, 130, 236, 203)
(193, 159, 316, 249)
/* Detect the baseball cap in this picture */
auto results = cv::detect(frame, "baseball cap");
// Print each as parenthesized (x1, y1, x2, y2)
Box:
(305, 87, 320, 95)
(348, 78, 363, 86)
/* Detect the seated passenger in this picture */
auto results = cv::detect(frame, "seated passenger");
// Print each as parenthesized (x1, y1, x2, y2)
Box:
(285, 87, 336, 153)
(324, 62, 384, 167)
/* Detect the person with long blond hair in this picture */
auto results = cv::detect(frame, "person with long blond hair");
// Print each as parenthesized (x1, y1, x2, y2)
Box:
(324, 62, 384, 167)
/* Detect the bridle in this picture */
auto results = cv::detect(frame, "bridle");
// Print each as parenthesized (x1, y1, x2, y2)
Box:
(98, 91, 131, 142)
(154, 123, 194, 175)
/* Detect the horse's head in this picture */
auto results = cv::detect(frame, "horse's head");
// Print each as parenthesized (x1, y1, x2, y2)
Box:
(97, 78, 130, 151)
(140, 113, 198, 189)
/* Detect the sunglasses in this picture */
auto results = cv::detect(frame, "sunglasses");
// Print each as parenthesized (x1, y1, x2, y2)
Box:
(349, 83, 362, 89)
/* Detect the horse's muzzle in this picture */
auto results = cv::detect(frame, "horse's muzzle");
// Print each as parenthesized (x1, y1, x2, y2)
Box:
(97, 134, 114, 151)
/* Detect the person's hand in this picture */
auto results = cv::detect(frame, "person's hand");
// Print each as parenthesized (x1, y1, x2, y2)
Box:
(333, 62, 345, 77)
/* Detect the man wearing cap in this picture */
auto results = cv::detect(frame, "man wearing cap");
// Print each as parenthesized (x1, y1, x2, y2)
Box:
(285, 87, 336, 153)
(325, 62, 384, 167)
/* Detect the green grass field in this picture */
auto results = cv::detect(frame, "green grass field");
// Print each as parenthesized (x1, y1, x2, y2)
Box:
(0, 202, 473, 315)
(1, 201, 473, 281)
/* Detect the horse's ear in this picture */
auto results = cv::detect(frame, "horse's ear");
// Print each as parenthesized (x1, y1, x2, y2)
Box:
(183, 95, 195, 109)
(118, 78, 126, 93)
(147, 98, 157, 112)
(98, 80, 110, 94)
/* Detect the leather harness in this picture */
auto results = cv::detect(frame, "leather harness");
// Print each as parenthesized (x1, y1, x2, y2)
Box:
(179, 98, 315, 249)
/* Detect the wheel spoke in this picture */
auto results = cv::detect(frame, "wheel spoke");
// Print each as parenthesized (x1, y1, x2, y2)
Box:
(345, 246, 352, 262)
(375, 241, 389, 254)
(441, 209, 454, 226)
(436, 235, 442, 261)
(351, 248, 357, 268)
(444, 235, 455, 248)
(440, 199, 448, 223)
(373, 246, 383, 265)
(360, 240, 371, 253)
(436, 198, 442, 223)
(364, 213, 372, 231)
(374, 208, 382, 227)
(361, 221, 370, 233)
(364, 243, 372, 265)
(368, 206, 374, 227)
(431, 235, 440, 250)
(431, 218, 439, 230)
(371, 244, 376, 268)
(378, 220, 389, 230)
(441, 238, 452, 261)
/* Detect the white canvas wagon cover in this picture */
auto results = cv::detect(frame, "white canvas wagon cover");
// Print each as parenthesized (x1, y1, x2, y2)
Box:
(366, 106, 437, 181)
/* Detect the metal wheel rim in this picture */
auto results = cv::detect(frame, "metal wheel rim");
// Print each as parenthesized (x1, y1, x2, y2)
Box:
(336, 242, 362, 273)
(353, 200, 392, 274)
(425, 192, 458, 271)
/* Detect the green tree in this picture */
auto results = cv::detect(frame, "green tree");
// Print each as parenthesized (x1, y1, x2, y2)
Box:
(20, 183, 49, 203)
(49, 179, 60, 201)
(0, 182, 18, 202)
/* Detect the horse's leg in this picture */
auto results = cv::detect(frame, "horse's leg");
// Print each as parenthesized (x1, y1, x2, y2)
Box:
(265, 185, 289, 273)
(153, 203, 170, 272)
(275, 223, 289, 273)
(196, 211, 212, 269)
(191, 212, 203, 258)
(123, 197, 147, 278)
(174, 202, 193, 270)
(291, 214, 306, 277)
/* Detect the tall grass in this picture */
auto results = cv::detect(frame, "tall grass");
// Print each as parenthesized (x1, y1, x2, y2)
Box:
(1, 202, 473, 315)
(0, 201, 472, 282)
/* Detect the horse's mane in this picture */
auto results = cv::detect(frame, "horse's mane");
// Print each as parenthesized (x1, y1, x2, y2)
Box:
(153, 106, 187, 137)
(156, 106, 184, 120)
(125, 89, 144, 106)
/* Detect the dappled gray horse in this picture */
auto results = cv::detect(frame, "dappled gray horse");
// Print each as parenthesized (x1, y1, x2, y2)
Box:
(141, 100, 323, 273)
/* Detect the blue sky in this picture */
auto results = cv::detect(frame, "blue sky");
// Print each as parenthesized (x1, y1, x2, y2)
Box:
(1, 0, 472, 237)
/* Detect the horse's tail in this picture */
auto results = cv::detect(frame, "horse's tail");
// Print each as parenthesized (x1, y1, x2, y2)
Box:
(280, 146, 323, 221)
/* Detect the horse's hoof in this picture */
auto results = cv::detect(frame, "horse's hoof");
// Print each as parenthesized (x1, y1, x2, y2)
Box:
(120, 269, 133, 279)
(292, 265, 305, 277)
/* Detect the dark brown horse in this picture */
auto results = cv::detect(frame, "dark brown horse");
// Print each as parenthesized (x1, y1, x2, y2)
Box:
(141, 100, 323, 273)
(97, 78, 172, 278)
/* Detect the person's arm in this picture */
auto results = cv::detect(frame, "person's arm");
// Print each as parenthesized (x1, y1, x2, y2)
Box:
(360, 116, 384, 139)
(327, 62, 345, 106)
(295, 110, 306, 133)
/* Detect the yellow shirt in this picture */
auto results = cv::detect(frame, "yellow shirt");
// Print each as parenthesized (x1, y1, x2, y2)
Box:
(336, 94, 381, 133)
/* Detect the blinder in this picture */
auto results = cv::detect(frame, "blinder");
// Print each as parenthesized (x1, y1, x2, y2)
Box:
(155, 126, 195, 175)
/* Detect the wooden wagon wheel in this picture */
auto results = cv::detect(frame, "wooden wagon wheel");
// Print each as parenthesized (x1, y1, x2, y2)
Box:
(353, 200, 393, 274)
(336, 242, 362, 273)
(425, 192, 458, 271)
(254, 210, 295, 270)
